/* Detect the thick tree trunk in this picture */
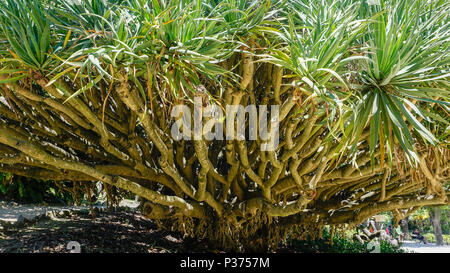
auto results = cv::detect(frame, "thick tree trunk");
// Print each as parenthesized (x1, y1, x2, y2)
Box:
(401, 217, 410, 237)
(429, 207, 443, 245)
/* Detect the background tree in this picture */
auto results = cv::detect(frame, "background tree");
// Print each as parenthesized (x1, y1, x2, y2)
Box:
(427, 206, 447, 245)
(0, 172, 75, 204)
(0, 0, 448, 251)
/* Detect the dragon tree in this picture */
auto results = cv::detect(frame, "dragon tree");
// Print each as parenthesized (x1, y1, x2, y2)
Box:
(0, 0, 449, 251)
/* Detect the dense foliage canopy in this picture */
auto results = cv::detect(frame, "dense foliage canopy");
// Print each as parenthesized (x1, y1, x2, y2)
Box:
(0, 0, 448, 251)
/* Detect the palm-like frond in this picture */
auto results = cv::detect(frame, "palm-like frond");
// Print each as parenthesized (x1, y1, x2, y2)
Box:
(352, 0, 450, 165)
(0, 0, 52, 69)
(0, 0, 448, 167)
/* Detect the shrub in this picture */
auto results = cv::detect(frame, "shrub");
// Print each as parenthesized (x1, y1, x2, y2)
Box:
(289, 228, 404, 253)
(423, 233, 450, 245)
(0, 173, 73, 204)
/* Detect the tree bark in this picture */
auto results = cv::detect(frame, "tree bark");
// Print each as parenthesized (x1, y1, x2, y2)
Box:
(429, 207, 444, 245)
(401, 216, 410, 236)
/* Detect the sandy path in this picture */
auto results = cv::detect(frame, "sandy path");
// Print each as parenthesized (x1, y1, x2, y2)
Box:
(0, 200, 139, 223)
(400, 240, 450, 253)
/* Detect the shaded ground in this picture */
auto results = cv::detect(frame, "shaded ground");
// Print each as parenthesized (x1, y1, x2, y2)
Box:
(3, 203, 444, 253)
(0, 208, 210, 253)
(400, 240, 450, 253)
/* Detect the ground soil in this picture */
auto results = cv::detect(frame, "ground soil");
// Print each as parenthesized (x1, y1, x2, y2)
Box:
(1, 205, 448, 253)
(0, 209, 211, 253)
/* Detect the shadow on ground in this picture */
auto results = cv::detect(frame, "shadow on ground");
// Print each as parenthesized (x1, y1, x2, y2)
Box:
(0, 210, 208, 253)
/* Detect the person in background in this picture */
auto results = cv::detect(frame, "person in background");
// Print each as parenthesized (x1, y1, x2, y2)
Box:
(369, 218, 376, 233)
(387, 224, 392, 237)
(411, 229, 428, 244)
